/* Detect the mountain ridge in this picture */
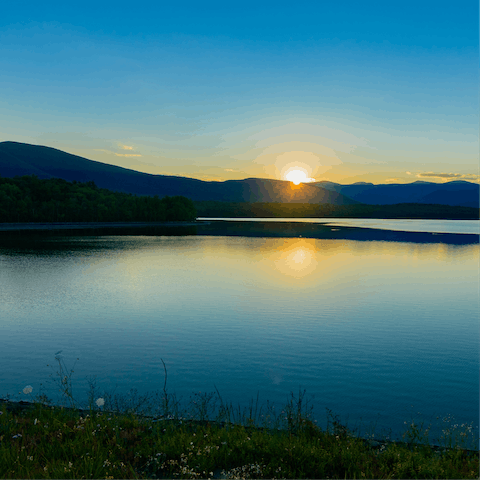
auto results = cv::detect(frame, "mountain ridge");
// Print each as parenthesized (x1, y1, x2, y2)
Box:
(0, 141, 478, 208)
(313, 178, 479, 209)
(0, 142, 356, 205)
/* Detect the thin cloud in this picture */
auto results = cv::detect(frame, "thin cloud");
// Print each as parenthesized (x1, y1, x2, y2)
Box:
(416, 172, 480, 181)
(120, 145, 134, 150)
(94, 148, 142, 157)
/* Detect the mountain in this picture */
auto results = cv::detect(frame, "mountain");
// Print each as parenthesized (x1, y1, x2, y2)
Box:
(1, 142, 477, 207)
(0, 142, 357, 205)
(313, 179, 479, 209)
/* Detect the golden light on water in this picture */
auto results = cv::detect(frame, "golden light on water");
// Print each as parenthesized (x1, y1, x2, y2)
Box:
(257, 238, 371, 283)
(269, 239, 319, 278)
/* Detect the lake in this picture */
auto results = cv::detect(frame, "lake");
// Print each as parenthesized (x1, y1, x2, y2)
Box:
(0, 219, 478, 443)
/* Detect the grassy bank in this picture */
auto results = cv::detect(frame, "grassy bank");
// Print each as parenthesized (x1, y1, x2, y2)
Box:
(1, 357, 478, 479)
(1, 401, 478, 479)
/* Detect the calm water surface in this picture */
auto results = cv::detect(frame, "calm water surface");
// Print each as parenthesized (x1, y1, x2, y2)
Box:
(198, 217, 480, 234)
(0, 224, 478, 441)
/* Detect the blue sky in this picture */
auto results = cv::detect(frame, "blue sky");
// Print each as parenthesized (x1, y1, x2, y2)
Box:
(1, 0, 478, 184)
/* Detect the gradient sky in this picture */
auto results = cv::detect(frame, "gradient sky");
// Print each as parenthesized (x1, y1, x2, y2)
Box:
(1, 1, 478, 184)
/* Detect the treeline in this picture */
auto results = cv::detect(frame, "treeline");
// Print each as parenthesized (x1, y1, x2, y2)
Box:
(0, 175, 197, 222)
(194, 201, 480, 220)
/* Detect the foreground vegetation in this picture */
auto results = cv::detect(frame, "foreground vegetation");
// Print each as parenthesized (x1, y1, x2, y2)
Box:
(0, 175, 197, 222)
(0, 356, 478, 479)
(2, 404, 477, 479)
(194, 201, 480, 220)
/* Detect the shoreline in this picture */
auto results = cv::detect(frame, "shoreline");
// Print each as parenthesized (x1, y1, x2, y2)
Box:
(0, 220, 477, 245)
(1, 397, 477, 457)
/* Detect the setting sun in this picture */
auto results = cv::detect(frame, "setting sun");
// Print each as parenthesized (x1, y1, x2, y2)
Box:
(284, 168, 315, 185)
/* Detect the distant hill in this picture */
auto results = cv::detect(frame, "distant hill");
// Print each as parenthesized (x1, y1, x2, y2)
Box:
(314, 180, 479, 209)
(1, 141, 478, 208)
(0, 142, 356, 205)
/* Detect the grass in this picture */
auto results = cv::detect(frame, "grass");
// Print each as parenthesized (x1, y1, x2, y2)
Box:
(0, 355, 478, 479)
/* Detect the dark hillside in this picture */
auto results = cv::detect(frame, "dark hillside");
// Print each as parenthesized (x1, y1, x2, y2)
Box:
(0, 141, 210, 197)
(2, 142, 477, 208)
(0, 175, 196, 222)
(313, 180, 479, 208)
(417, 184, 479, 208)
(0, 142, 355, 204)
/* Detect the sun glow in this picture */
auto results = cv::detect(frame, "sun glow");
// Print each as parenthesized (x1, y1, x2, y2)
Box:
(284, 168, 315, 185)
(265, 239, 319, 279)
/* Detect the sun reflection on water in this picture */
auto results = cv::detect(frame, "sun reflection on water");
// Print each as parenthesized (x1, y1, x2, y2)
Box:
(262, 239, 320, 279)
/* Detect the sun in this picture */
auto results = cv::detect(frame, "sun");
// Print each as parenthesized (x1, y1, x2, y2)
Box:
(284, 168, 315, 185)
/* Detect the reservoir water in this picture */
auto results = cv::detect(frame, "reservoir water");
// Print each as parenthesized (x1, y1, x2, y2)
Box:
(0, 219, 478, 443)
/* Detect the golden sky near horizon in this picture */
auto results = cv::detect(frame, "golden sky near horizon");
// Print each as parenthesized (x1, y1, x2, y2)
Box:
(1, 3, 478, 186)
